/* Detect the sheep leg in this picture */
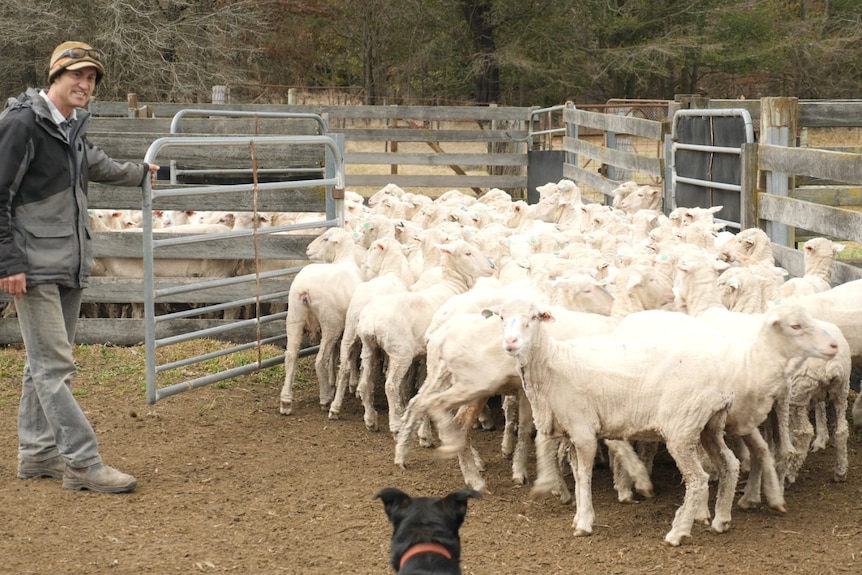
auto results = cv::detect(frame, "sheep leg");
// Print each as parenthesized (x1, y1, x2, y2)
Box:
(383, 355, 414, 436)
(769, 392, 795, 486)
(427, 384, 493, 458)
(785, 403, 814, 485)
(828, 394, 849, 482)
(279, 313, 308, 415)
(569, 438, 598, 537)
(606, 440, 654, 503)
(501, 394, 518, 458)
(328, 354, 354, 420)
(457, 444, 489, 493)
(356, 337, 380, 431)
(811, 401, 829, 452)
(737, 430, 786, 512)
(416, 413, 435, 448)
(663, 440, 710, 547)
(510, 393, 533, 485)
(700, 412, 739, 534)
(394, 394, 427, 468)
(315, 328, 342, 410)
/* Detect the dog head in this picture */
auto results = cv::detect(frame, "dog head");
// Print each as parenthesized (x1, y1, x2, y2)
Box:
(374, 487, 482, 574)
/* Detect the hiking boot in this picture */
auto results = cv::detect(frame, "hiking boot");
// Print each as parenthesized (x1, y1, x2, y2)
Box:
(18, 455, 66, 479)
(63, 463, 137, 494)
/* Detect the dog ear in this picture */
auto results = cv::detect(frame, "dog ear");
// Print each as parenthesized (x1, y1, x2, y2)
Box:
(440, 488, 482, 524)
(373, 487, 411, 521)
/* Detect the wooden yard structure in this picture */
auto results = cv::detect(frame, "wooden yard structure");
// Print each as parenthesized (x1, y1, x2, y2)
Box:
(1, 96, 861, 346)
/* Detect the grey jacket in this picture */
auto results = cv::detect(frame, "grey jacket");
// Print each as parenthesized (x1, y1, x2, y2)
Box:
(0, 87, 148, 288)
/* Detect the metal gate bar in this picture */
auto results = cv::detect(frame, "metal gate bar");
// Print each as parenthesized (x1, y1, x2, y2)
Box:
(670, 108, 755, 230)
(141, 129, 344, 404)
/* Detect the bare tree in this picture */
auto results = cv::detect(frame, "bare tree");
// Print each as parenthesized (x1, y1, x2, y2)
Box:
(0, 0, 271, 102)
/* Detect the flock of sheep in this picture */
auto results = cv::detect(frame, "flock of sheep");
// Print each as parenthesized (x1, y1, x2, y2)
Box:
(273, 180, 861, 546)
(15, 180, 858, 546)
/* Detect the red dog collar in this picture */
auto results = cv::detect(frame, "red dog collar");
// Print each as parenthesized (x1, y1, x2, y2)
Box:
(399, 542, 452, 569)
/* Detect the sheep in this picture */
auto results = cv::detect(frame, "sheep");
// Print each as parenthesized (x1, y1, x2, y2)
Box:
(779, 237, 844, 298)
(719, 227, 775, 266)
(616, 185, 662, 212)
(486, 298, 748, 546)
(783, 331, 852, 485)
(394, 262, 675, 494)
(612, 301, 846, 504)
(278, 227, 365, 416)
(672, 252, 852, 494)
(91, 223, 241, 279)
(354, 239, 496, 434)
(779, 278, 862, 370)
(327, 237, 414, 421)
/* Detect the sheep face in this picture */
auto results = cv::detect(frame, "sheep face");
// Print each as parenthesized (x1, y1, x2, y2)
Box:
(763, 305, 839, 361)
(484, 300, 553, 357)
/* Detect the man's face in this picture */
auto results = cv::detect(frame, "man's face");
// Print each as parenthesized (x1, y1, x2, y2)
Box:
(47, 67, 98, 117)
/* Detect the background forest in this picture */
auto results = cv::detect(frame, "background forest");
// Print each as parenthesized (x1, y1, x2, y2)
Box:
(2, 0, 861, 106)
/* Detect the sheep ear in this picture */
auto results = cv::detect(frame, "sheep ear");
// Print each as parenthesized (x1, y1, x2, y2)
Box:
(712, 259, 731, 273)
(538, 310, 555, 323)
(626, 272, 644, 292)
(834, 243, 846, 254)
(481, 307, 500, 319)
(435, 243, 454, 256)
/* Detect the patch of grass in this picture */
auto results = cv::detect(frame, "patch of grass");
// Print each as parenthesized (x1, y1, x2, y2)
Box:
(0, 339, 295, 405)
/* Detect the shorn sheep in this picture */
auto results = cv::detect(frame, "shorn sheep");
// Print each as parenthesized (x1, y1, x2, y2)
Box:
(354, 239, 496, 434)
(486, 299, 838, 546)
(487, 298, 738, 546)
(279, 227, 365, 415)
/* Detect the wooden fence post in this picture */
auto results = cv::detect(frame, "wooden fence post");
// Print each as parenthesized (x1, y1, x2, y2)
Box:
(739, 142, 758, 230)
(212, 85, 229, 104)
(760, 97, 799, 247)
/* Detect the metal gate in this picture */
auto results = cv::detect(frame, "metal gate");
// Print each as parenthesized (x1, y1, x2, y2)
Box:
(140, 112, 345, 404)
(670, 108, 755, 230)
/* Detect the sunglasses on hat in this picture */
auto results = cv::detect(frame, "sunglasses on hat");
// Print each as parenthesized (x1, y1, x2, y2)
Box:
(56, 47, 105, 63)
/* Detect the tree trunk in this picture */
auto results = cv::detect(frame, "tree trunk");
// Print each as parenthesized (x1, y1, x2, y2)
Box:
(459, 0, 500, 103)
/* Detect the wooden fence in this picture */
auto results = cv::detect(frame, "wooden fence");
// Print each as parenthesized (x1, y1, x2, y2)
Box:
(87, 101, 532, 195)
(561, 96, 862, 284)
(1, 98, 861, 345)
(0, 103, 532, 345)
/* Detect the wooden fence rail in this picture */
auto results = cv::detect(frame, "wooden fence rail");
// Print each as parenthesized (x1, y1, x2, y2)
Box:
(2, 98, 861, 345)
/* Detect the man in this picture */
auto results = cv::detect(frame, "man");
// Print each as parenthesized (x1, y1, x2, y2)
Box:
(0, 41, 159, 493)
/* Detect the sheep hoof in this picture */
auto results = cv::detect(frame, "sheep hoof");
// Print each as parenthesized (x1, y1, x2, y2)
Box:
(327, 410, 340, 420)
(662, 536, 683, 547)
(832, 471, 847, 483)
(528, 481, 555, 500)
(512, 474, 527, 486)
(434, 446, 460, 460)
(617, 495, 636, 504)
(573, 528, 592, 538)
(636, 486, 655, 499)
(711, 519, 731, 534)
(736, 497, 759, 510)
(418, 437, 434, 448)
(279, 402, 292, 416)
(555, 488, 572, 505)
(768, 502, 787, 514)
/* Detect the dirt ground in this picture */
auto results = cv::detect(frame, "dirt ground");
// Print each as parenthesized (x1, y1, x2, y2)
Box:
(1, 345, 861, 575)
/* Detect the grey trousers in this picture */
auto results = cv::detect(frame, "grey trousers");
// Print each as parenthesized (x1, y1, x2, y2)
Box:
(14, 283, 101, 468)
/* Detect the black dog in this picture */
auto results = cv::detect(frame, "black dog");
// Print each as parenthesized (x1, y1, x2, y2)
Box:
(374, 487, 482, 575)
